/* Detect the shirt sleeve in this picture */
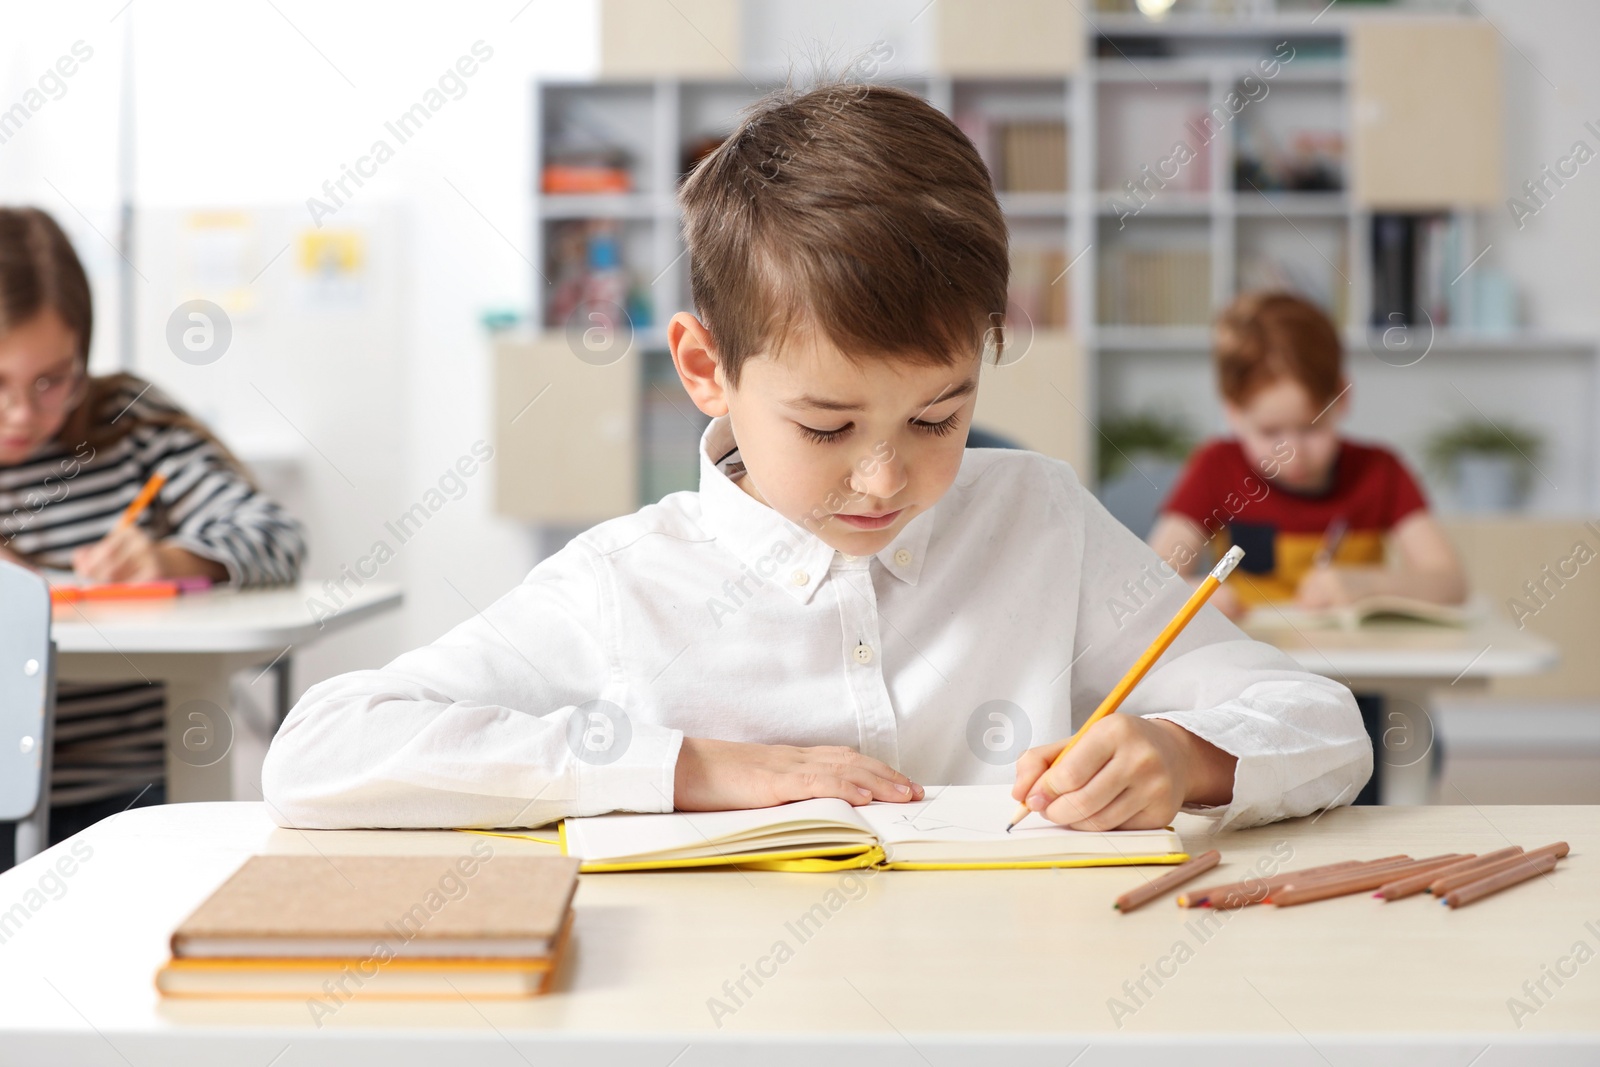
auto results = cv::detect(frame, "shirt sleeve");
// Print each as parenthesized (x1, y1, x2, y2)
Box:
(1379, 447, 1430, 528)
(140, 425, 307, 587)
(1060, 462, 1372, 830)
(260, 537, 684, 830)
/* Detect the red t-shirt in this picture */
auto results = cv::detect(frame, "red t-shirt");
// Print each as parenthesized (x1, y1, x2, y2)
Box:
(1161, 438, 1429, 602)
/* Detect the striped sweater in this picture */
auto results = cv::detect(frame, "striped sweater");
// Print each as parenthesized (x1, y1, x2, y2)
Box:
(3, 376, 307, 805)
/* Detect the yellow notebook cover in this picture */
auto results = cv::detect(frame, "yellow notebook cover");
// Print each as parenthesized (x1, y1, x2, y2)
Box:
(465, 785, 1187, 873)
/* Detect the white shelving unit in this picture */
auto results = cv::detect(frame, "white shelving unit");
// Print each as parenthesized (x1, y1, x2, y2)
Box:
(506, 8, 1597, 525)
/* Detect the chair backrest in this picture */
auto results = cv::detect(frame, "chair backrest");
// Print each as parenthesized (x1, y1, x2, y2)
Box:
(0, 560, 53, 823)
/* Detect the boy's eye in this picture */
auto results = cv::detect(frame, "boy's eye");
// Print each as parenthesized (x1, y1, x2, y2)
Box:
(911, 413, 962, 437)
(797, 422, 851, 444)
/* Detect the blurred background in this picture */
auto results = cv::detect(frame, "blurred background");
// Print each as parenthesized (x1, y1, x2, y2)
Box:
(6, 0, 1597, 804)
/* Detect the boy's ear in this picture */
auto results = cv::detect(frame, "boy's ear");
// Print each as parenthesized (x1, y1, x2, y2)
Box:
(668, 311, 730, 418)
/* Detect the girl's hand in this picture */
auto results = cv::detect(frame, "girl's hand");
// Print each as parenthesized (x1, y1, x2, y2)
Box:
(673, 737, 925, 812)
(73, 525, 162, 582)
(1010, 714, 1236, 831)
(72, 527, 228, 582)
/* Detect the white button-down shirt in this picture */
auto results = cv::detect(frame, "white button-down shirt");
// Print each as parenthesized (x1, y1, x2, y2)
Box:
(263, 416, 1371, 832)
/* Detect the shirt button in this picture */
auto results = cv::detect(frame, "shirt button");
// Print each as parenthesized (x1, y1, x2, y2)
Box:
(853, 643, 874, 664)
(893, 549, 912, 565)
(841, 553, 859, 562)
(791, 570, 810, 587)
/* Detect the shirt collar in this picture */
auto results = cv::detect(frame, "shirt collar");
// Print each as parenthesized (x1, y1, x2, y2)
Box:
(696, 415, 934, 605)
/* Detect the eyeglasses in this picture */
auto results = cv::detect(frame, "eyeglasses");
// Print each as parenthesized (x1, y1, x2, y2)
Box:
(0, 367, 87, 415)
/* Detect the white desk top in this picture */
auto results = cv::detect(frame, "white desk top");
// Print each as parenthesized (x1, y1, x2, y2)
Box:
(50, 580, 402, 655)
(1245, 613, 1559, 684)
(1, 802, 1594, 1062)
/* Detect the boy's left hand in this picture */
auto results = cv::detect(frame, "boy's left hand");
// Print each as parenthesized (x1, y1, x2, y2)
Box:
(72, 526, 227, 583)
(1011, 714, 1236, 831)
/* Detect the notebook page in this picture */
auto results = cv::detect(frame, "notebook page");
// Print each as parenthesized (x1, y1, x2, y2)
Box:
(856, 784, 1181, 863)
(563, 796, 875, 863)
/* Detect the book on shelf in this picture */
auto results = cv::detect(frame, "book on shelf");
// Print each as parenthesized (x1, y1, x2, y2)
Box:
(157, 855, 579, 999)
(1000, 120, 1069, 193)
(955, 113, 1069, 194)
(542, 146, 632, 195)
(475, 784, 1188, 873)
(1097, 246, 1211, 327)
(1010, 246, 1071, 328)
(1370, 213, 1465, 330)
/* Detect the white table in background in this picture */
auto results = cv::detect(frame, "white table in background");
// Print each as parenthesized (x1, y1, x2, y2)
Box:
(1246, 612, 1560, 803)
(0, 801, 1594, 1065)
(51, 581, 402, 802)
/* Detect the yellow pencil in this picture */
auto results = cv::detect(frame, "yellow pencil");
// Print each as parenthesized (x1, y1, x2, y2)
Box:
(1005, 545, 1245, 832)
(117, 471, 167, 529)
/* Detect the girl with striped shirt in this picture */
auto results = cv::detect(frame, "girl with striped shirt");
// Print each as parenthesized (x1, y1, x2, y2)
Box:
(0, 207, 306, 867)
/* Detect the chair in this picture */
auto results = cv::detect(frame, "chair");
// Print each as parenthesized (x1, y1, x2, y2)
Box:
(0, 560, 56, 866)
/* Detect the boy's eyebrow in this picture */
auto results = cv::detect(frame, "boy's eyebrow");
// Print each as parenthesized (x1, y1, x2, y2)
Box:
(788, 375, 979, 413)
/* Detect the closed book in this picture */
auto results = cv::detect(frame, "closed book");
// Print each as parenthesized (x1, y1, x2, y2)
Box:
(156, 912, 575, 999)
(169, 854, 579, 960)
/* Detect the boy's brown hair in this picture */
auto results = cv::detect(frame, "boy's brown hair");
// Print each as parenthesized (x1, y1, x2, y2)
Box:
(678, 80, 1010, 387)
(1214, 291, 1343, 407)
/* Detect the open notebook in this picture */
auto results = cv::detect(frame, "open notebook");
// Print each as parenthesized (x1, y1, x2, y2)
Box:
(1244, 595, 1469, 632)
(475, 785, 1188, 872)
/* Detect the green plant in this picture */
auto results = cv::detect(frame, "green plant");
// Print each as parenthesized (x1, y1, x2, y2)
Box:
(1424, 418, 1544, 483)
(1097, 410, 1194, 483)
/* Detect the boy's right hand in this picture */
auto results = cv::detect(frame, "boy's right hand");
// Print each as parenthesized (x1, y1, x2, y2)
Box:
(672, 737, 924, 811)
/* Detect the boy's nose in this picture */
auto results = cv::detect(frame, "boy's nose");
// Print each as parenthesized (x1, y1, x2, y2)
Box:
(847, 449, 908, 503)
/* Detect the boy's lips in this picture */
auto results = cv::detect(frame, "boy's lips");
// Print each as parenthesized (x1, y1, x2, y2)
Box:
(834, 508, 903, 530)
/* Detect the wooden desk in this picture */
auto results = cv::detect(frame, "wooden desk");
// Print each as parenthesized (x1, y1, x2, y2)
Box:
(51, 581, 401, 803)
(1246, 613, 1560, 804)
(1, 802, 1594, 1063)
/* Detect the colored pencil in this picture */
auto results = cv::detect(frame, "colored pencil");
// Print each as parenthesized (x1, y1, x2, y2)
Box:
(1313, 516, 1348, 567)
(1375, 847, 1522, 901)
(1428, 842, 1569, 897)
(1178, 857, 1386, 909)
(1114, 850, 1221, 913)
(117, 472, 167, 529)
(1271, 854, 1471, 907)
(1442, 853, 1561, 909)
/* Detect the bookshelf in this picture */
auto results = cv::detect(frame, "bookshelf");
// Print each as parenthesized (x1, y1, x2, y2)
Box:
(495, 7, 1597, 525)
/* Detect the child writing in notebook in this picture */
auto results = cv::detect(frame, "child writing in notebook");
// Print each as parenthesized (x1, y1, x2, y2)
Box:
(1147, 291, 1467, 802)
(0, 207, 306, 868)
(1148, 291, 1467, 622)
(265, 82, 1369, 834)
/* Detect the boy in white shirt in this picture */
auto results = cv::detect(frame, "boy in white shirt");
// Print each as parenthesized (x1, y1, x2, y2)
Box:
(263, 82, 1369, 833)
